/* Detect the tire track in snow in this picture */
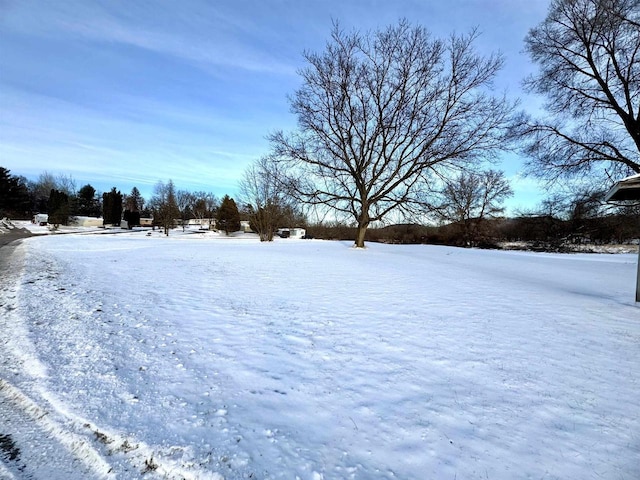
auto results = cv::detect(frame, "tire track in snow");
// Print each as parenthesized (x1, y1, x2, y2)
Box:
(0, 379, 114, 479)
(1, 237, 225, 479)
(1, 240, 111, 478)
(0, 378, 224, 480)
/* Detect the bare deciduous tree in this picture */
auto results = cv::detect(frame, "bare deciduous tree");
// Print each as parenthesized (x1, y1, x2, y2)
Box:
(239, 158, 298, 242)
(521, 0, 640, 185)
(149, 180, 179, 236)
(176, 190, 194, 231)
(436, 170, 513, 246)
(269, 20, 516, 247)
(191, 191, 218, 229)
(28, 172, 77, 213)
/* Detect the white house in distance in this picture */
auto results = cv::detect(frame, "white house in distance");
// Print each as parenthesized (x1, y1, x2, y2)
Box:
(277, 228, 306, 239)
(73, 216, 103, 227)
(32, 214, 103, 227)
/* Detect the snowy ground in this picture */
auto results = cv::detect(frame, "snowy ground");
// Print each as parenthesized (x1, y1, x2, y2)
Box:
(0, 227, 639, 479)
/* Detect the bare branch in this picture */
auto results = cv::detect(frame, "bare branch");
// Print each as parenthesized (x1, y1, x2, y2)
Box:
(522, 0, 640, 187)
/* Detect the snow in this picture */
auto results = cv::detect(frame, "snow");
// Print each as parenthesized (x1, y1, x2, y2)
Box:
(1, 229, 639, 479)
(619, 172, 640, 182)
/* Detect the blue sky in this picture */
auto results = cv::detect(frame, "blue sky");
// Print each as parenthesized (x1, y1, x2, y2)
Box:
(1, 0, 550, 213)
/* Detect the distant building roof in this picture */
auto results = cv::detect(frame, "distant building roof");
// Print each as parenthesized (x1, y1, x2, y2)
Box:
(604, 173, 640, 201)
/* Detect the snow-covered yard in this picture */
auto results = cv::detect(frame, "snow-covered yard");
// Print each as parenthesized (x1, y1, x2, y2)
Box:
(0, 231, 639, 479)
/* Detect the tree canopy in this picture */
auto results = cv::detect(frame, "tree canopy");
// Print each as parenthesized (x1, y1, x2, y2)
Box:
(124, 186, 145, 212)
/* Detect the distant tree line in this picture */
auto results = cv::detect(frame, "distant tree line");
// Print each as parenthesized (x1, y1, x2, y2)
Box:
(0, 168, 124, 221)
(2, 160, 637, 248)
(305, 194, 640, 250)
(0, 168, 249, 237)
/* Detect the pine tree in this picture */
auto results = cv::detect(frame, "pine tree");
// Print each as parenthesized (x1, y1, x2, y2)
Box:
(0, 167, 30, 218)
(77, 184, 100, 216)
(125, 186, 144, 212)
(102, 188, 123, 226)
(217, 195, 241, 235)
(48, 189, 70, 226)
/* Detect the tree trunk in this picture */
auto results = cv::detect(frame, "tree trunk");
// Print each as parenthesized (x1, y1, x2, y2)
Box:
(354, 211, 369, 248)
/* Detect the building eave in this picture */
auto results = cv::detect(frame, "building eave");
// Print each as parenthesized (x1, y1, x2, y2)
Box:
(604, 173, 640, 202)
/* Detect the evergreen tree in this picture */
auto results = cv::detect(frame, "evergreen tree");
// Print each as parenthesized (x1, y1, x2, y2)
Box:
(48, 189, 70, 226)
(124, 186, 145, 212)
(122, 209, 141, 229)
(0, 167, 31, 218)
(102, 187, 123, 226)
(217, 195, 241, 235)
(77, 184, 101, 216)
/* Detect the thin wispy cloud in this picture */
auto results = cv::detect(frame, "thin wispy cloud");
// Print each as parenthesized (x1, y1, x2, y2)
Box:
(4, 1, 299, 76)
(1, 0, 550, 205)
